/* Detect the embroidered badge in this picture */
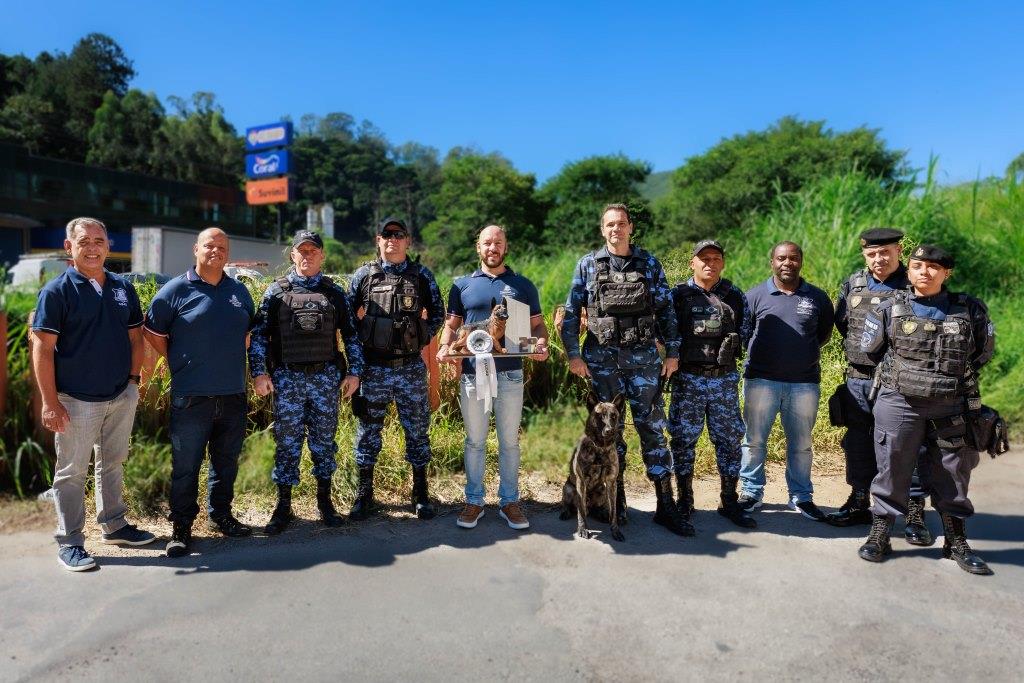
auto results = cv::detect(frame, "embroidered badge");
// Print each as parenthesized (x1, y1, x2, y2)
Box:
(113, 288, 128, 306)
(923, 321, 936, 332)
(850, 295, 863, 308)
(902, 320, 918, 334)
(229, 294, 242, 308)
(870, 297, 881, 305)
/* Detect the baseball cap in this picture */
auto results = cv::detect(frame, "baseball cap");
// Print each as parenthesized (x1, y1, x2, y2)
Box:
(377, 217, 409, 236)
(693, 239, 725, 257)
(291, 231, 324, 249)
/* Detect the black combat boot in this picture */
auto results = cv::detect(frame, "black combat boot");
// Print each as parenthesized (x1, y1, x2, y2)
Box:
(825, 488, 873, 527)
(940, 513, 992, 575)
(264, 484, 293, 535)
(675, 472, 694, 517)
(166, 520, 192, 558)
(653, 476, 695, 537)
(615, 473, 628, 526)
(718, 475, 757, 529)
(316, 478, 345, 527)
(904, 496, 934, 546)
(411, 465, 436, 520)
(348, 465, 376, 521)
(858, 514, 893, 563)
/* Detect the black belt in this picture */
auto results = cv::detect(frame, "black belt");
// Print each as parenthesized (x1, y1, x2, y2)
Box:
(282, 362, 330, 374)
(367, 355, 420, 369)
(846, 365, 874, 380)
(679, 364, 732, 378)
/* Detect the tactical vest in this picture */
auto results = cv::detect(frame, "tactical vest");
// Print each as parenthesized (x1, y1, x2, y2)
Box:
(585, 253, 656, 347)
(274, 276, 337, 366)
(674, 280, 740, 367)
(843, 270, 903, 368)
(358, 261, 430, 357)
(880, 292, 977, 399)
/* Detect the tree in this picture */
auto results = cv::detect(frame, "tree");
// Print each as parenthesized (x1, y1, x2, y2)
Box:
(538, 154, 653, 248)
(1007, 152, 1024, 180)
(378, 142, 442, 239)
(656, 116, 908, 243)
(151, 92, 243, 187)
(0, 93, 53, 153)
(86, 89, 165, 173)
(422, 149, 542, 269)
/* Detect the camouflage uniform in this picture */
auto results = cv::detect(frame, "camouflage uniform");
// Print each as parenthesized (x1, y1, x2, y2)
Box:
(348, 258, 444, 467)
(249, 271, 364, 486)
(667, 277, 753, 478)
(560, 245, 679, 478)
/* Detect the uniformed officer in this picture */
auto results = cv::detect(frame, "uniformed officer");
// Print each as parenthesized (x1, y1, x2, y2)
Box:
(857, 244, 995, 575)
(249, 231, 364, 534)
(561, 203, 693, 537)
(347, 217, 445, 520)
(667, 239, 756, 530)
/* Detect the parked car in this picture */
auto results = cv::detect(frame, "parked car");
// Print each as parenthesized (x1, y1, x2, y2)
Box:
(6, 253, 70, 287)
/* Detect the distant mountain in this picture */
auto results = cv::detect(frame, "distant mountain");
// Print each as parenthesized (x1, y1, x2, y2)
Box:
(638, 170, 672, 202)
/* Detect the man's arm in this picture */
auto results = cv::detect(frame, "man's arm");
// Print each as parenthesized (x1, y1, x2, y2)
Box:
(129, 327, 143, 377)
(420, 267, 446, 338)
(30, 330, 69, 432)
(834, 279, 850, 339)
(969, 297, 995, 371)
(651, 260, 680, 361)
(437, 283, 463, 364)
(143, 328, 168, 358)
(561, 257, 590, 377)
(529, 313, 549, 361)
(817, 290, 836, 347)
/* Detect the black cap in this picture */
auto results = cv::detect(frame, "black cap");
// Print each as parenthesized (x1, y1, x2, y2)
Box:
(908, 243, 954, 268)
(377, 217, 408, 235)
(859, 227, 903, 247)
(291, 230, 323, 249)
(693, 239, 725, 257)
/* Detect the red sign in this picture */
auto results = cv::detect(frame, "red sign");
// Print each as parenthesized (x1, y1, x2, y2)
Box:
(246, 177, 290, 205)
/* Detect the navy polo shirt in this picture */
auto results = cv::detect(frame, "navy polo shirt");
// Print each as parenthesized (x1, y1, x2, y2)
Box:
(32, 268, 143, 402)
(145, 267, 255, 397)
(744, 277, 835, 383)
(447, 267, 542, 375)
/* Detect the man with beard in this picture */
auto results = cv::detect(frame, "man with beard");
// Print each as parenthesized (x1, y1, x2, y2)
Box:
(738, 241, 834, 520)
(560, 203, 693, 537)
(438, 225, 549, 530)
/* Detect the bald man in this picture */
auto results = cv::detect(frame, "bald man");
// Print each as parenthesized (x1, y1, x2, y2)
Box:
(144, 227, 256, 558)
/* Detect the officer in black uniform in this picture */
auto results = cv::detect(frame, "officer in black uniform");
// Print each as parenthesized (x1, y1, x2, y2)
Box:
(857, 244, 995, 575)
(827, 228, 933, 545)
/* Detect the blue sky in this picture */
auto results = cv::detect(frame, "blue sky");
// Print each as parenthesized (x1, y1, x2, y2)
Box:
(4, 2, 1022, 184)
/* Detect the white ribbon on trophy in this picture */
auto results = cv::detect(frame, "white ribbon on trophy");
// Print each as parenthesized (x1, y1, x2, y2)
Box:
(466, 329, 499, 414)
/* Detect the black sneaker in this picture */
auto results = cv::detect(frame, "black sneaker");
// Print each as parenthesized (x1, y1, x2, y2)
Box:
(790, 500, 826, 521)
(208, 514, 252, 537)
(737, 494, 762, 512)
(166, 521, 192, 558)
(102, 523, 157, 546)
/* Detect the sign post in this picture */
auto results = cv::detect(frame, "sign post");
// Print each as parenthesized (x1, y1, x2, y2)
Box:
(244, 122, 294, 243)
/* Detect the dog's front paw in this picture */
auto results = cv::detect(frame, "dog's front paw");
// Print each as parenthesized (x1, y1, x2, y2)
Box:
(576, 527, 592, 540)
(611, 528, 625, 542)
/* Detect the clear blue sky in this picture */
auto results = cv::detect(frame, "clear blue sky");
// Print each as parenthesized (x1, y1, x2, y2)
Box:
(5, 1, 1022, 184)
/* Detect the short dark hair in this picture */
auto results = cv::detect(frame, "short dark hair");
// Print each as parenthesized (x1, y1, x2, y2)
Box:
(770, 240, 803, 259)
(600, 203, 632, 224)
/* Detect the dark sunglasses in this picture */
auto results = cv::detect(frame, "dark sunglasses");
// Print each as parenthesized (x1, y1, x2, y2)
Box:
(381, 231, 408, 240)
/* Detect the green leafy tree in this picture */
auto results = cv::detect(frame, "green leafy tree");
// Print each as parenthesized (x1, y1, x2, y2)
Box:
(538, 154, 653, 248)
(656, 116, 908, 243)
(0, 93, 53, 153)
(86, 89, 165, 173)
(422, 149, 542, 269)
(151, 92, 242, 187)
(1007, 152, 1024, 180)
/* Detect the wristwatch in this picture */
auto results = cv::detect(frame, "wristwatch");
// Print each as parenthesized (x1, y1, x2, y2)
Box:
(129, 374, 142, 383)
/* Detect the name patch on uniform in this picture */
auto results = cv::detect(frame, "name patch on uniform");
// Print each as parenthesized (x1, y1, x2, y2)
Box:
(942, 321, 959, 334)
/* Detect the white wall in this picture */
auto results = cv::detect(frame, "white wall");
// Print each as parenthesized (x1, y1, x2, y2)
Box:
(132, 226, 289, 275)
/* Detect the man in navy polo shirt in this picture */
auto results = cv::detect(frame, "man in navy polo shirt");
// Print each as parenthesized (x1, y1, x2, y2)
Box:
(738, 241, 835, 521)
(144, 227, 255, 558)
(31, 217, 156, 572)
(438, 225, 548, 531)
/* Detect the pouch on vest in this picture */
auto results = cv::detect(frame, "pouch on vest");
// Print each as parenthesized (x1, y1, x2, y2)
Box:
(637, 315, 656, 343)
(716, 332, 740, 365)
(587, 316, 618, 345)
(598, 281, 648, 315)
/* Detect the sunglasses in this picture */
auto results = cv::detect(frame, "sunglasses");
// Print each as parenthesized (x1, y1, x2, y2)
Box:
(381, 231, 408, 240)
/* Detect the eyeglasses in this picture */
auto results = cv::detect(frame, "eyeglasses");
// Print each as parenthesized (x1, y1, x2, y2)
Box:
(381, 232, 408, 240)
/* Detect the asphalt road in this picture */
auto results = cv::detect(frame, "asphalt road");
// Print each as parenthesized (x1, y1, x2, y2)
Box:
(2, 456, 1022, 682)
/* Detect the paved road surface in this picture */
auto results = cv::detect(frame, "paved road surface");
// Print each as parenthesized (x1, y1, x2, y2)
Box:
(2, 457, 1022, 681)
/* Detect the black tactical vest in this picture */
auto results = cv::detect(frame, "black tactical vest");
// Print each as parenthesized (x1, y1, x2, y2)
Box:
(274, 276, 337, 366)
(585, 253, 656, 347)
(674, 280, 740, 367)
(880, 292, 977, 399)
(843, 270, 904, 368)
(358, 261, 430, 357)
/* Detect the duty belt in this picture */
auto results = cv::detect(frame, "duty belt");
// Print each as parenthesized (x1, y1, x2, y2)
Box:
(845, 365, 874, 380)
(367, 355, 421, 369)
(679, 363, 732, 378)
(282, 362, 331, 374)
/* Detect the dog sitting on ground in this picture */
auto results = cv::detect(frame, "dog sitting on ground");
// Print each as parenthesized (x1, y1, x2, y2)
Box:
(559, 392, 626, 542)
(447, 298, 509, 355)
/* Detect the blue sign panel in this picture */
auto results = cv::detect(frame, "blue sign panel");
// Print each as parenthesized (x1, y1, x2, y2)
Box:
(246, 149, 291, 178)
(245, 121, 293, 151)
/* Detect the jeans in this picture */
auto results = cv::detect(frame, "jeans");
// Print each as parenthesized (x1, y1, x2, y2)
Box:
(460, 369, 524, 507)
(52, 384, 139, 546)
(739, 378, 819, 504)
(168, 393, 247, 523)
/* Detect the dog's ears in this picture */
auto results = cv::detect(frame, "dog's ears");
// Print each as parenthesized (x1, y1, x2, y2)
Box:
(490, 297, 497, 310)
(586, 390, 601, 412)
(612, 393, 625, 413)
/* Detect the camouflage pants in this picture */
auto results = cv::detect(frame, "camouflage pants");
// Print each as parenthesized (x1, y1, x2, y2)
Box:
(667, 371, 744, 477)
(271, 365, 342, 485)
(589, 361, 672, 479)
(354, 360, 432, 467)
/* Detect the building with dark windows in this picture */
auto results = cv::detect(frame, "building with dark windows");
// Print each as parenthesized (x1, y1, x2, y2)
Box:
(0, 142, 272, 268)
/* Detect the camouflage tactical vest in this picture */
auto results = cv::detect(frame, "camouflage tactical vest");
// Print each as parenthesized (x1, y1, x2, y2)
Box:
(275, 276, 337, 366)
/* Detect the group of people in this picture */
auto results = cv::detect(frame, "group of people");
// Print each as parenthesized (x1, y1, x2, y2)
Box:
(32, 204, 996, 576)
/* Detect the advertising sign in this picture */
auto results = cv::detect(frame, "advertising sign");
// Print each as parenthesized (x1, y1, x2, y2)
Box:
(244, 121, 293, 151)
(245, 149, 290, 178)
(246, 177, 290, 205)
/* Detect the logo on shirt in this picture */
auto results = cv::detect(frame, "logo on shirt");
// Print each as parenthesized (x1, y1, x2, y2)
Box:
(229, 294, 243, 308)
(795, 297, 815, 316)
(501, 285, 517, 301)
(112, 288, 128, 306)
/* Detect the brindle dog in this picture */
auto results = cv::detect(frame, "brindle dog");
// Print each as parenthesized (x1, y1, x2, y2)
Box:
(448, 298, 509, 355)
(560, 392, 626, 541)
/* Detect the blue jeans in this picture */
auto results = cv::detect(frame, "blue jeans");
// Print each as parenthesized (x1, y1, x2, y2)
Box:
(460, 369, 524, 507)
(739, 378, 819, 504)
(168, 393, 247, 523)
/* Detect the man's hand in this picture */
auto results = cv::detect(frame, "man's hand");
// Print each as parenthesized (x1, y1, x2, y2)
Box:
(41, 400, 70, 433)
(341, 375, 360, 399)
(661, 357, 679, 380)
(253, 374, 274, 396)
(437, 343, 459, 365)
(568, 357, 590, 378)
(530, 338, 549, 362)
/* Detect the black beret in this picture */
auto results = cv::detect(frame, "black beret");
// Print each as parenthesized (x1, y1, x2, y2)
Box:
(859, 227, 903, 247)
(377, 216, 408, 235)
(693, 239, 725, 256)
(908, 243, 954, 268)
